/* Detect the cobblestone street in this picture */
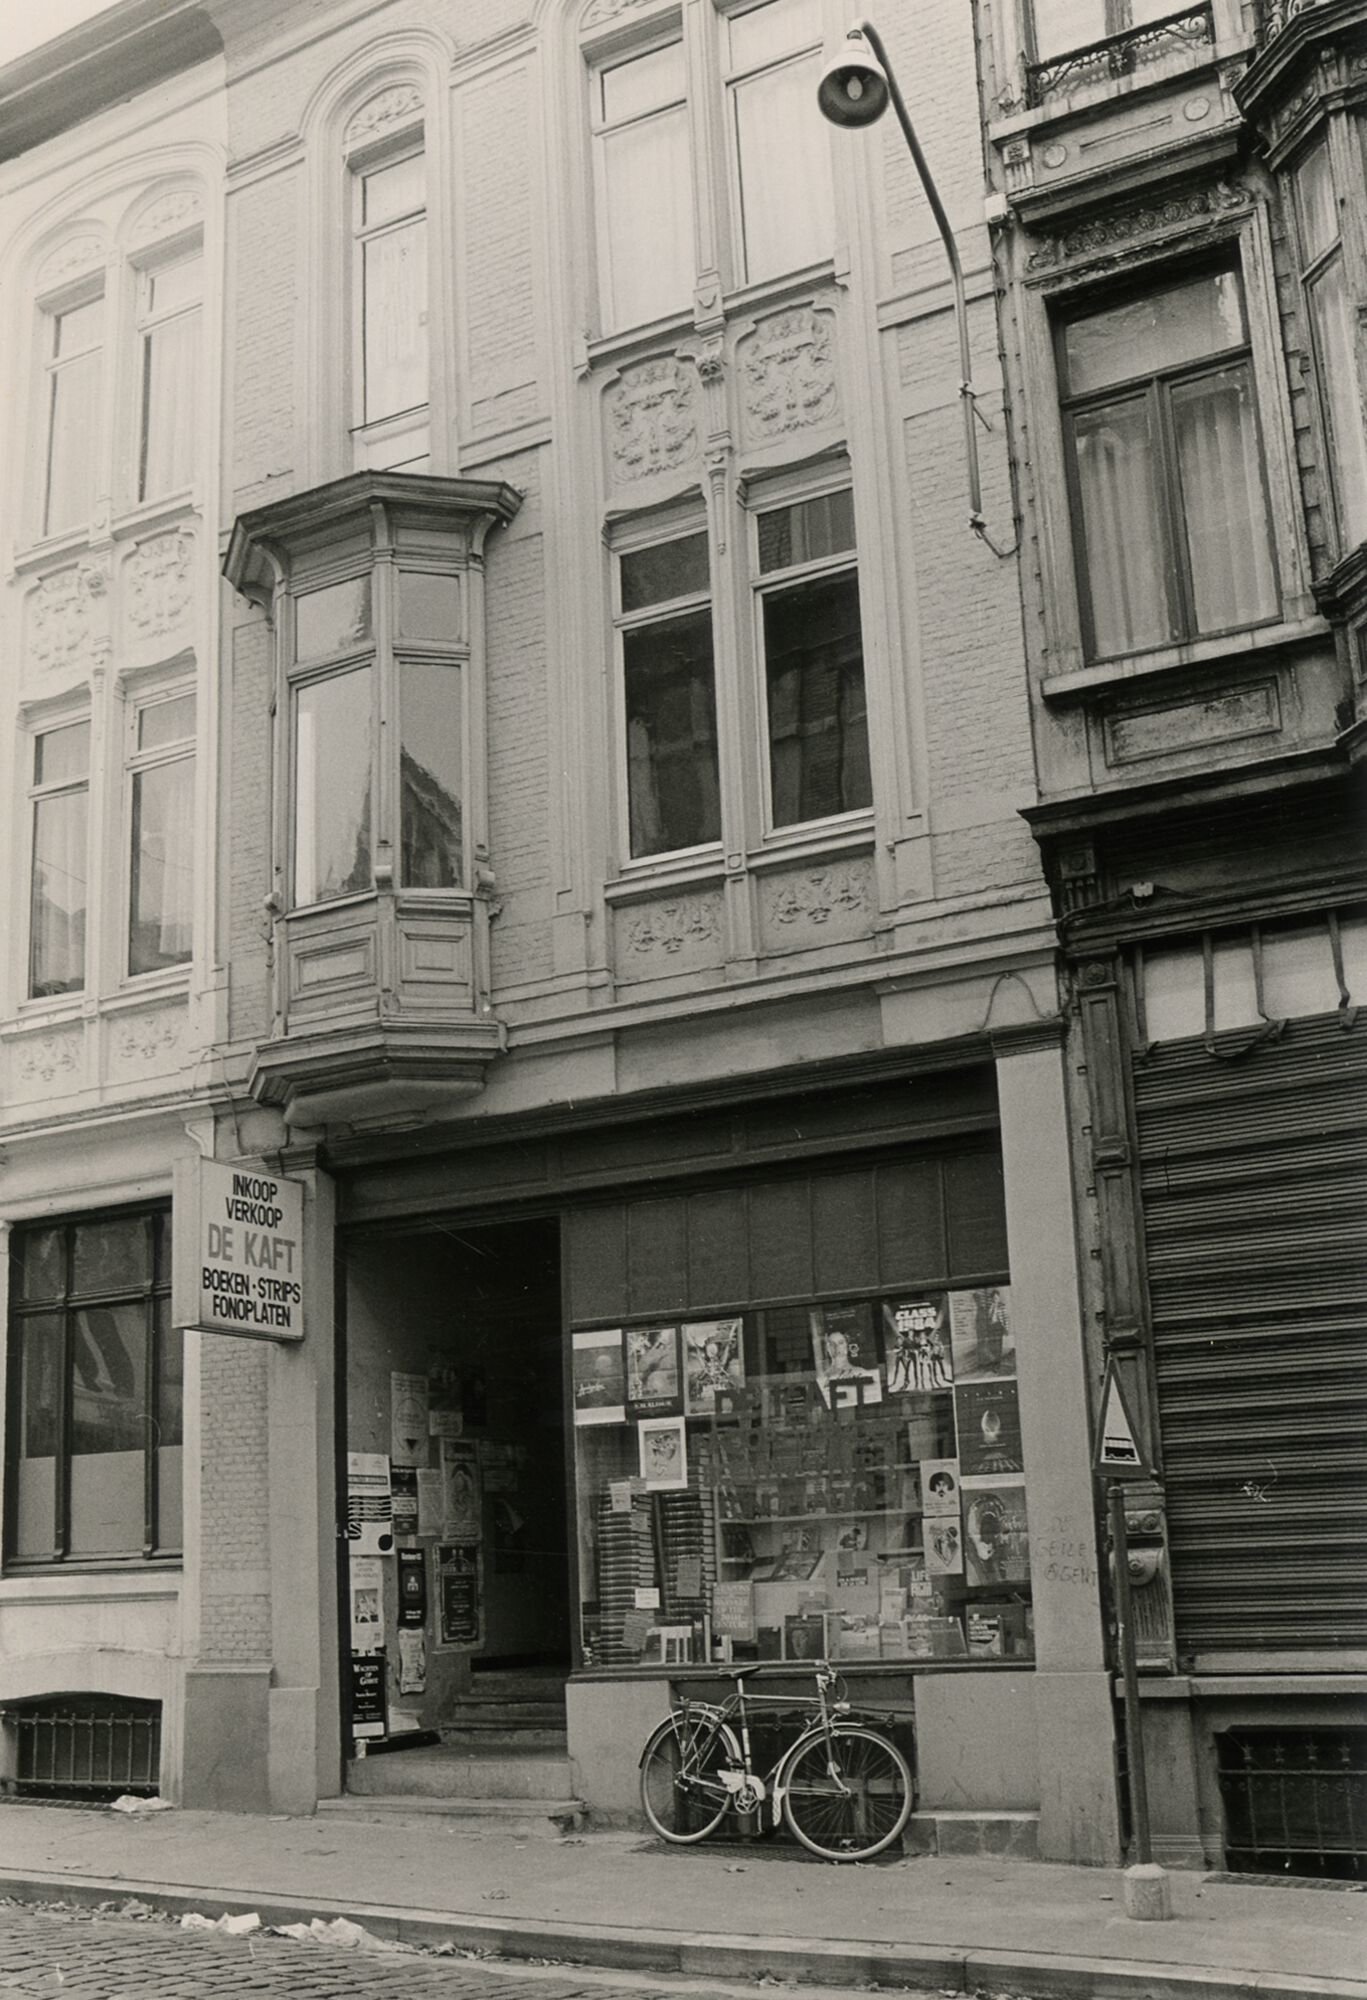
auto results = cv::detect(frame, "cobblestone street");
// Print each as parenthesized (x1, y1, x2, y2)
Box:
(0, 1904, 761, 2000)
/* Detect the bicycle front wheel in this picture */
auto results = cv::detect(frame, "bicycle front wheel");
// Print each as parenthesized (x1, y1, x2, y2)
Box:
(781, 1723, 912, 1860)
(639, 1712, 733, 1843)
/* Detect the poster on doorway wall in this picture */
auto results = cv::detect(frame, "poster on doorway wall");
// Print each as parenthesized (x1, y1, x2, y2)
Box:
(346, 1451, 394, 1555)
(440, 1438, 482, 1542)
(350, 1651, 386, 1738)
(390, 1371, 430, 1468)
(349, 1556, 385, 1652)
(436, 1543, 482, 1648)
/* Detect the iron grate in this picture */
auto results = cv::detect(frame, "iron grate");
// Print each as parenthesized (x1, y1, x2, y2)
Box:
(2, 1695, 160, 1800)
(1217, 1728, 1367, 1881)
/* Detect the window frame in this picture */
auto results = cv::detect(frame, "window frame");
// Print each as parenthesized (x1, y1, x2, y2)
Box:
(132, 240, 204, 507)
(26, 710, 93, 1004)
(589, 24, 695, 336)
(1291, 133, 1367, 558)
(720, 0, 832, 291)
(1053, 259, 1282, 663)
(747, 476, 873, 839)
(4, 1206, 180, 1570)
(39, 281, 105, 541)
(123, 681, 197, 982)
(612, 518, 724, 869)
(348, 132, 430, 471)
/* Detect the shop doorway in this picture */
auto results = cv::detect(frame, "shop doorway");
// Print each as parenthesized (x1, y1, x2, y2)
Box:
(345, 1215, 569, 1743)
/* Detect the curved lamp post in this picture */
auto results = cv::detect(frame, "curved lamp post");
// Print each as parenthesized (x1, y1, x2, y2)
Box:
(817, 22, 1016, 558)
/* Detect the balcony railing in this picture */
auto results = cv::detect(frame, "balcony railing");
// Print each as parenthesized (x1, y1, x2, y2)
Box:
(1253, 0, 1338, 41)
(1026, 2, 1215, 107)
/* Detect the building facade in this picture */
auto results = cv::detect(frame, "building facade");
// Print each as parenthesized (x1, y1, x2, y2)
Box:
(976, 0, 1367, 1873)
(2, 0, 1359, 1877)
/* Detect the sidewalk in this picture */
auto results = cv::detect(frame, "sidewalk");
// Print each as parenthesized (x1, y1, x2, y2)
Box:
(0, 1799, 1361, 2000)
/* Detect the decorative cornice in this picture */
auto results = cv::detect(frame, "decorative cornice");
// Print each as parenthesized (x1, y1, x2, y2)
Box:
(1026, 178, 1252, 273)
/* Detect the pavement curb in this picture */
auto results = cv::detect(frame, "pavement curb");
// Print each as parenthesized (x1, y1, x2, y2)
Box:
(1, 1867, 1365, 2000)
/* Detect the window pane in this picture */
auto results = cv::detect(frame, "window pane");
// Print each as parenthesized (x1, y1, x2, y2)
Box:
(1295, 140, 1339, 266)
(69, 1302, 147, 1556)
(600, 104, 693, 328)
(147, 253, 202, 317)
(295, 575, 371, 659)
(30, 787, 88, 998)
(17, 1228, 64, 1303)
(1172, 367, 1277, 634)
(1262, 921, 1338, 1020)
(14, 1315, 62, 1559)
(363, 151, 425, 228)
(401, 661, 463, 888)
(72, 1217, 150, 1296)
(1063, 272, 1246, 394)
(45, 346, 101, 534)
(1071, 398, 1172, 657)
(733, 55, 834, 283)
(138, 693, 195, 752)
(1031, 0, 1189, 59)
(601, 40, 685, 123)
(364, 216, 428, 422)
(140, 306, 200, 499)
(398, 570, 462, 642)
(35, 720, 89, 786)
(53, 296, 102, 357)
(620, 533, 710, 611)
(156, 1303, 183, 1552)
(623, 608, 721, 857)
(1308, 258, 1367, 547)
(729, 0, 823, 71)
(293, 667, 373, 905)
(130, 755, 195, 974)
(764, 570, 871, 826)
(757, 490, 856, 574)
(1142, 944, 1205, 1041)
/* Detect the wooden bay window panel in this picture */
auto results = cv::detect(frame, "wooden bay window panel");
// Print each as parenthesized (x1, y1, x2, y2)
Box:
(293, 666, 373, 905)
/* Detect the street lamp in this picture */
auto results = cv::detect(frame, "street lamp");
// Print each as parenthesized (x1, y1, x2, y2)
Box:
(817, 22, 1016, 558)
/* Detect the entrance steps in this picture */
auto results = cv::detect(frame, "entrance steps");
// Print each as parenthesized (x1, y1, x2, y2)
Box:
(439, 1672, 568, 1754)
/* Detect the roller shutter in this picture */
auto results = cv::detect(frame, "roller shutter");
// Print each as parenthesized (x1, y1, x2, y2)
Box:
(1131, 1014, 1367, 1658)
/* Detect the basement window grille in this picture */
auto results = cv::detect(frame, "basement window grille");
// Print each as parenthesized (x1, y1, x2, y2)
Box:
(1217, 1729, 1367, 1881)
(2, 1695, 160, 1800)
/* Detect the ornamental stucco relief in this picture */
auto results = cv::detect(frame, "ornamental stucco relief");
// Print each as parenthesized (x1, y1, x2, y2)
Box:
(125, 531, 194, 640)
(15, 1031, 82, 1086)
(617, 892, 723, 976)
(740, 307, 838, 442)
(36, 233, 105, 292)
(346, 83, 424, 149)
(113, 1010, 185, 1067)
(128, 188, 203, 247)
(27, 564, 107, 673)
(606, 356, 699, 483)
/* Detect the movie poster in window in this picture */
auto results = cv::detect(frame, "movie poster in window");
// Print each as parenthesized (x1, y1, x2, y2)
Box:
(921, 1458, 961, 1516)
(963, 1482, 1031, 1588)
(637, 1414, 688, 1491)
(571, 1328, 626, 1425)
(882, 1297, 953, 1393)
(955, 1380, 1024, 1479)
(925, 1514, 964, 1576)
(809, 1302, 883, 1409)
(948, 1286, 1015, 1381)
(681, 1317, 745, 1415)
(625, 1324, 682, 1417)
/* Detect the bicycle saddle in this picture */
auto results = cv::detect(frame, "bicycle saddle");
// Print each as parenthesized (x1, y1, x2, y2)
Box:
(716, 1662, 781, 1679)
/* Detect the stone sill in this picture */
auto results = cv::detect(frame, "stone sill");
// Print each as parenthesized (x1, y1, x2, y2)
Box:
(1040, 613, 1330, 700)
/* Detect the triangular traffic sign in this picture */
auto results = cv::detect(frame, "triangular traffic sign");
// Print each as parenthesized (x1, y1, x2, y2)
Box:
(1094, 1359, 1151, 1477)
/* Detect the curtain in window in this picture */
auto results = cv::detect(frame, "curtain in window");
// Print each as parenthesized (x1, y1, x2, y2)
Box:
(1172, 368, 1277, 634)
(601, 105, 693, 330)
(45, 349, 100, 534)
(364, 218, 428, 423)
(130, 756, 195, 974)
(30, 788, 87, 997)
(1072, 400, 1169, 657)
(141, 309, 200, 500)
(733, 54, 833, 284)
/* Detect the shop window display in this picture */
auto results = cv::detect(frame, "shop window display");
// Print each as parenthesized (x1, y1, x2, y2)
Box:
(573, 1286, 1031, 1669)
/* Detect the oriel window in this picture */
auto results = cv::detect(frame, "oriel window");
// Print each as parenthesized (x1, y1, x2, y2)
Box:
(1294, 138, 1367, 555)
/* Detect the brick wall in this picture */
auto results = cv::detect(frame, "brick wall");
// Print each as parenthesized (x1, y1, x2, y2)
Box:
(197, 1336, 272, 1663)
(227, 621, 272, 1042)
(229, 172, 298, 506)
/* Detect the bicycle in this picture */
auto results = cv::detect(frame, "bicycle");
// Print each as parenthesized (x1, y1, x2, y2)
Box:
(638, 1660, 913, 1861)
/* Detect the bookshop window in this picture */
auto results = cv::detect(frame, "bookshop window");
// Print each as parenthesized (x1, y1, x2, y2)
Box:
(572, 1286, 1031, 1669)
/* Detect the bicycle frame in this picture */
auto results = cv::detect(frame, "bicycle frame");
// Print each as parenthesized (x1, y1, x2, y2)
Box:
(655, 1665, 859, 1826)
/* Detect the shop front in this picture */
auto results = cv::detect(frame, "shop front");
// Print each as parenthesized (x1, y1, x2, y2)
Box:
(336, 1042, 1120, 1860)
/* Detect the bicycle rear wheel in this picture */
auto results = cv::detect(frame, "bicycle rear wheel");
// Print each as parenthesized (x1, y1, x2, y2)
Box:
(780, 1723, 912, 1860)
(639, 1712, 733, 1843)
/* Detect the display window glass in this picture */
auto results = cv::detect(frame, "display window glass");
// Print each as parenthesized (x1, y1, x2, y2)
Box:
(572, 1284, 1031, 1670)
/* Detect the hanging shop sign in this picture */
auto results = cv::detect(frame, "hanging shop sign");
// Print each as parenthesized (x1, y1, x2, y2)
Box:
(194, 1159, 305, 1341)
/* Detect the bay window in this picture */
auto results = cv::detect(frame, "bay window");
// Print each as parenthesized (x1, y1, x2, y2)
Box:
(1294, 139, 1367, 555)
(1059, 267, 1279, 661)
(352, 145, 429, 468)
(128, 690, 195, 976)
(29, 719, 90, 1000)
(593, 38, 694, 332)
(618, 530, 721, 859)
(292, 665, 374, 909)
(7, 1209, 181, 1566)
(755, 489, 870, 827)
(136, 250, 202, 502)
(42, 294, 103, 537)
(724, 0, 833, 286)
(1028, 0, 1184, 61)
